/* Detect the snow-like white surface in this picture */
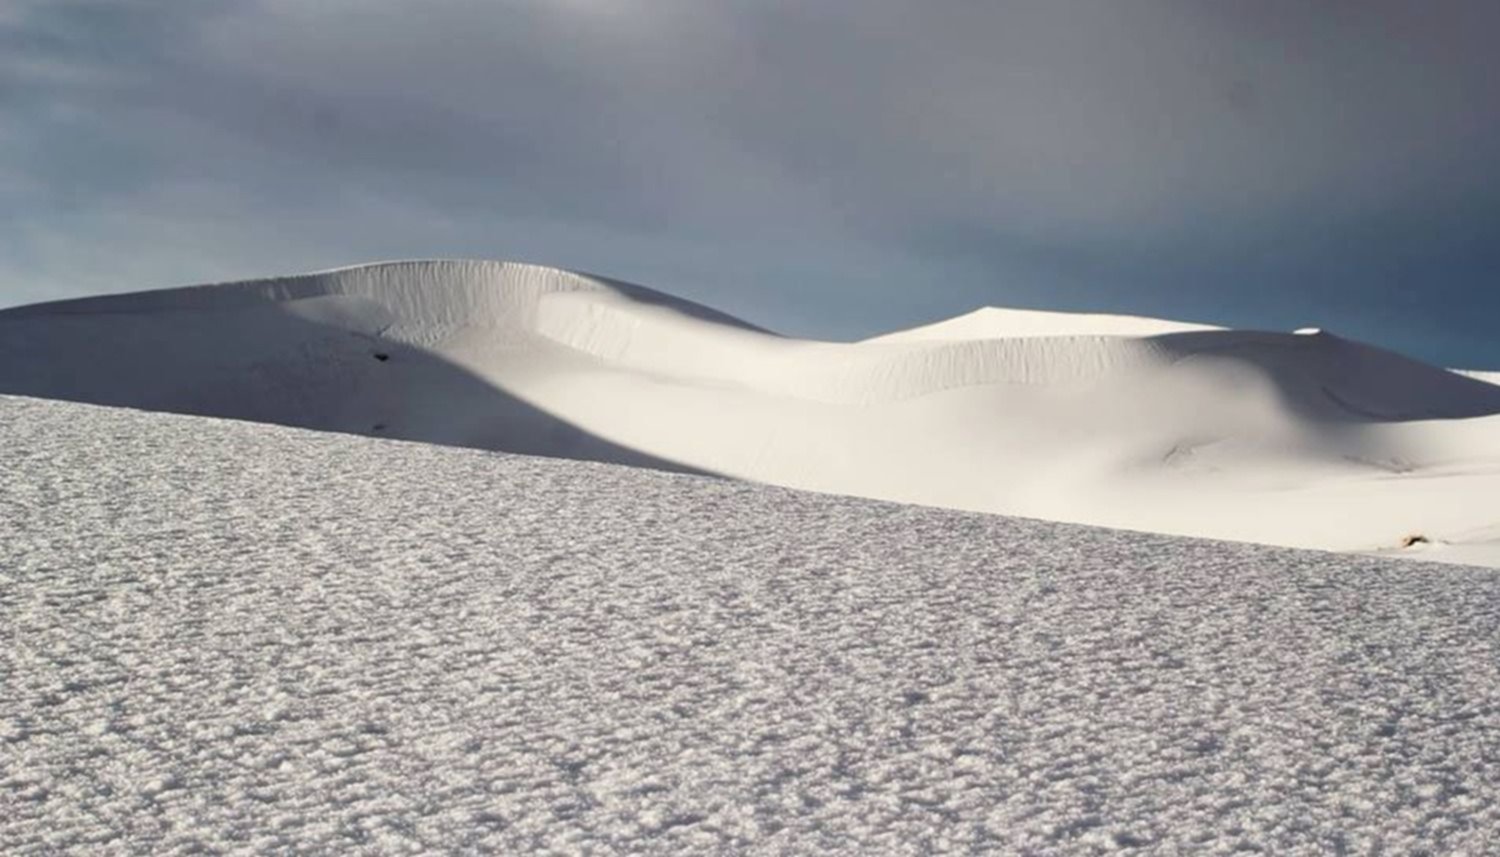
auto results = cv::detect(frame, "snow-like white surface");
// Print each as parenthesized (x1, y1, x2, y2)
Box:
(4, 259, 1500, 566)
(865, 306, 1221, 342)
(4, 394, 1500, 853)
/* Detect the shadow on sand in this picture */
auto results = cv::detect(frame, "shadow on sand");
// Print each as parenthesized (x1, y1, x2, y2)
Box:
(0, 301, 715, 477)
(1150, 328, 1500, 423)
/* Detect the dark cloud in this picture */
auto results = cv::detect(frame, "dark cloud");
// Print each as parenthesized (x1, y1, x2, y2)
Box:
(3, 0, 1499, 365)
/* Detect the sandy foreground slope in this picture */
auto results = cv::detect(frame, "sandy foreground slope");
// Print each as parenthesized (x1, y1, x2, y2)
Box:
(3, 259, 1499, 565)
(4, 394, 1500, 854)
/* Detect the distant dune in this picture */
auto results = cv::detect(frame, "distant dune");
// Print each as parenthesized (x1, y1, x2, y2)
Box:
(5, 259, 1500, 565)
(1456, 368, 1500, 387)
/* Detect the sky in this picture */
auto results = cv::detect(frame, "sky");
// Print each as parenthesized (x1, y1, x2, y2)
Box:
(3, 0, 1499, 367)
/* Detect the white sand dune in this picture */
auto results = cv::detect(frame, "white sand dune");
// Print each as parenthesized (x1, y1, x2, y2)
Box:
(8, 394, 1500, 853)
(4, 259, 1500, 565)
(865, 305, 1222, 341)
(1457, 368, 1500, 387)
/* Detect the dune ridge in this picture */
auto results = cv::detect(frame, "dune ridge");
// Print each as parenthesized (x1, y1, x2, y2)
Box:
(4, 259, 1499, 564)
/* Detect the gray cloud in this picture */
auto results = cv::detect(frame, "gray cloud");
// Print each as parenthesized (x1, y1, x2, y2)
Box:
(3, 0, 1499, 364)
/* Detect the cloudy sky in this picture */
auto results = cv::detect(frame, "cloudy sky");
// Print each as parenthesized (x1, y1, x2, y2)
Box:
(4, 1, 1499, 365)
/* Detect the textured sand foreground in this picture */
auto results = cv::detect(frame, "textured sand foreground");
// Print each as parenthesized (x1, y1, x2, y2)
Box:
(3, 395, 1498, 854)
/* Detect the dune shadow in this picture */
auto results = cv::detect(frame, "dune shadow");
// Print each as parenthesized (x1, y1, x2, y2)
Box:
(0, 302, 717, 478)
(1148, 329, 1500, 423)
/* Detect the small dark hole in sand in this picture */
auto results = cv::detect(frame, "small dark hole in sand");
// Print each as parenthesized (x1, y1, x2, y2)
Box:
(373, 352, 390, 362)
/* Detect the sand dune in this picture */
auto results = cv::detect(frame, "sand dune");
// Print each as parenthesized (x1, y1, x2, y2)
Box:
(865, 305, 1222, 341)
(9, 393, 1500, 853)
(1457, 368, 1500, 387)
(4, 259, 1499, 564)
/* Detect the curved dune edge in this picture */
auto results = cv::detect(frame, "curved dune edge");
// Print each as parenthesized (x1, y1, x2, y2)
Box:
(1456, 368, 1500, 387)
(4, 259, 1500, 566)
(864, 305, 1223, 341)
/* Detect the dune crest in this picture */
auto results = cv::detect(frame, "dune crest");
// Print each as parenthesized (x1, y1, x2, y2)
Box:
(4, 259, 1500, 565)
(866, 305, 1221, 342)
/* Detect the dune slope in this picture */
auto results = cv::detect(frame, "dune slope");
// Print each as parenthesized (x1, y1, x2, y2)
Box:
(4, 259, 1499, 564)
(6, 394, 1500, 853)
